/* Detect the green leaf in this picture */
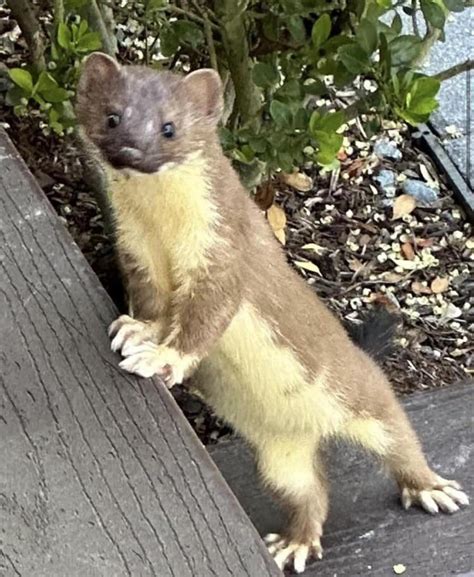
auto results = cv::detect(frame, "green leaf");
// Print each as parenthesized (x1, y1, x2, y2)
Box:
(41, 86, 70, 103)
(276, 151, 294, 173)
(160, 27, 179, 57)
(231, 148, 255, 165)
(356, 19, 378, 54)
(310, 110, 345, 133)
(172, 20, 204, 49)
(219, 127, 235, 149)
(293, 107, 308, 129)
(262, 14, 280, 41)
(311, 14, 331, 50)
(391, 13, 403, 34)
(287, 15, 306, 43)
(270, 100, 292, 127)
(9, 68, 33, 94)
(76, 31, 102, 53)
(376, 0, 391, 8)
(303, 79, 326, 95)
(275, 78, 301, 100)
(248, 136, 268, 153)
(78, 18, 88, 38)
(64, 0, 89, 8)
(338, 43, 370, 74)
(35, 71, 58, 93)
(146, 0, 167, 9)
(420, 0, 446, 29)
(58, 22, 72, 50)
(6, 85, 26, 106)
(314, 130, 343, 165)
(252, 62, 279, 88)
(389, 35, 421, 67)
(443, 0, 465, 11)
(411, 75, 441, 100)
(323, 34, 352, 53)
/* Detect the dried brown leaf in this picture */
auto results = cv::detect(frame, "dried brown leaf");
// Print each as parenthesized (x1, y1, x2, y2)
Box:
(267, 204, 286, 245)
(294, 260, 322, 275)
(281, 171, 313, 191)
(382, 272, 405, 283)
(348, 257, 365, 273)
(392, 194, 416, 220)
(401, 242, 415, 260)
(302, 243, 327, 255)
(273, 228, 286, 245)
(411, 281, 432, 295)
(431, 276, 449, 294)
(255, 180, 275, 210)
(359, 233, 372, 246)
(415, 237, 435, 248)
(346, 157, 366, 177)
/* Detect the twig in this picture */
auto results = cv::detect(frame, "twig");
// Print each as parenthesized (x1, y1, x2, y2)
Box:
(203, 12, 218, 70)
(411, 0, 419, 36)
(87, 0, 116, 56)
(54, 0, 64, 30)
(164, 5, 219, 32)
(144, 19, 149, 65)
(434, 59, 474, 82)
(6, 0, 46, 71)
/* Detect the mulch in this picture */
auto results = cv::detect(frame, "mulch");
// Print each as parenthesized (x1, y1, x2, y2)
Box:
(2, 105, 471, 444)
(1, 12, 472, 442)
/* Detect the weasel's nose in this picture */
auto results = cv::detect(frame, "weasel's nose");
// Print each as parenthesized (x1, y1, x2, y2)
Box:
(117, 147, 144, 163)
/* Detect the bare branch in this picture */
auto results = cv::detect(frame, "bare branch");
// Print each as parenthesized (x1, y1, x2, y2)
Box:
(6, 0, 46, 71)
(87, 0, 116, 56)
(435, 59, 474, 82)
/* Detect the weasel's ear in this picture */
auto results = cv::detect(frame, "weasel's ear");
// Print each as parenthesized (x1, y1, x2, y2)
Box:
(78, 52, 120, 92)
(182, 69, 223, 124)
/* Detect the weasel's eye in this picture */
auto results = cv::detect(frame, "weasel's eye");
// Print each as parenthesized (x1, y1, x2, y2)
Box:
(107, 113, 121, 128)
(161, 122, 175, 138)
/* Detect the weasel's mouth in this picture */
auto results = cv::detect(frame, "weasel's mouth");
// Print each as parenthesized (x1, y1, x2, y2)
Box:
(106, 147, 159, 174)
(108, 146, 144, 168)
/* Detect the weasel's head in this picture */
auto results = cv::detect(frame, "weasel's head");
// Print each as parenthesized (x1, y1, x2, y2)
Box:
(76, 53, 223, 173)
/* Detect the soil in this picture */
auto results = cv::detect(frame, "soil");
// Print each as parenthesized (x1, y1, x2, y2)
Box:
(1, 14, 472, 443)
(1, 104, 471, 444)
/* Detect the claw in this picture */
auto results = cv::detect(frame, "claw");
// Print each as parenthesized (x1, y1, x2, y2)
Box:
(264, 533, 323, 574)
(402, 478, 469, 516)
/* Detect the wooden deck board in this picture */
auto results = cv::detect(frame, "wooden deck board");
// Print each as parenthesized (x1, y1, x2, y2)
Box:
(210, 384, 474, 577)
(0, 128, 281, 577)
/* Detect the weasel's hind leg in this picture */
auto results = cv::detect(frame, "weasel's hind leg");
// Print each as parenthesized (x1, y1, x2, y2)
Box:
(357, 392, 469, 515)
(256, 436, 327, 574)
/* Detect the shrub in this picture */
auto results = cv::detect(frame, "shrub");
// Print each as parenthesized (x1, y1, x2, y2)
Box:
(5, 0, 471, 186)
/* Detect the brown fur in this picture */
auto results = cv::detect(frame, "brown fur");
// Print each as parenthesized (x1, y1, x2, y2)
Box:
(76, 54, 468, 567)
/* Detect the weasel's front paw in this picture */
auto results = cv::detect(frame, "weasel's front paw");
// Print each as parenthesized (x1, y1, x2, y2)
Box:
(119, 342, 197, 386)
(264, 533, 323, 574)
(401, 476, 469, 514)
(109, 315, 163, 355)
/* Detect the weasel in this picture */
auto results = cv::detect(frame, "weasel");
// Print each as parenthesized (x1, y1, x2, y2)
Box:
(76, 53, 469, 574)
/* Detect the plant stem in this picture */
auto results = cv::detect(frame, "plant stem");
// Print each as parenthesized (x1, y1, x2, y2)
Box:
(87, 0, 116, 56)
(216, 0, 261, 126)
(411, 0, 419, 36)
(435, 59, 474, 82)
(54, 0, 64, 29)
(203, 12, 218, 70)
(6, 0, 46, 72)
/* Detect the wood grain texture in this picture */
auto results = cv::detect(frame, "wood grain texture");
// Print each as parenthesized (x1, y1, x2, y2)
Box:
(210, 384, 474, 577)
(0, 128, 281, 577)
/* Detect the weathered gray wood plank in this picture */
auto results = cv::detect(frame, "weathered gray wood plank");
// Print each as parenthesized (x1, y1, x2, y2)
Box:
(0, 128, 281, 577)
(210, 384, 474, 577)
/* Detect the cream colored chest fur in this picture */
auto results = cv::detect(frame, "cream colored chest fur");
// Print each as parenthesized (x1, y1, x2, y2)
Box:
(108, 157, 221, 296)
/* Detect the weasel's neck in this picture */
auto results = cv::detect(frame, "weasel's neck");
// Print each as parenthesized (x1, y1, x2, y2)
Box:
(107, 151, 224, 276)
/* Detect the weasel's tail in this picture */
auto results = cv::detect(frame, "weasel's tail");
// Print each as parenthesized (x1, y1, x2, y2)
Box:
(346, 307, 400, 363)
